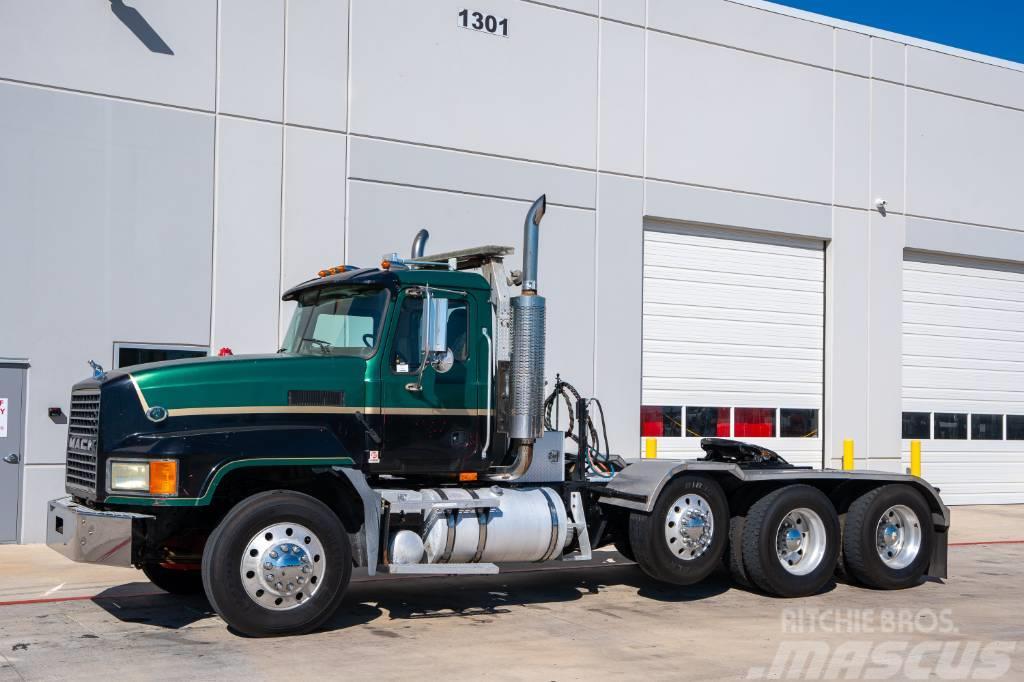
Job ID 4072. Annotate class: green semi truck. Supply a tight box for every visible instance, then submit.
[48,196,949,637]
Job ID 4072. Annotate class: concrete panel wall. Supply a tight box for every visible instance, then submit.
[646,33,833,203]
[280,127,348,338]
[6,0,1024,538]
[285,0,350,131]
[219,0,286,121]
[348,0,599,168]
[212,118,283,354]
[0,0,217,110]
[906,89,1024,230]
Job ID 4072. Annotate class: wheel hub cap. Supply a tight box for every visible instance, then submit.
[241,523,326,611]
[664,494,715,561]
[775,507,827,576]
[875,505,922,569]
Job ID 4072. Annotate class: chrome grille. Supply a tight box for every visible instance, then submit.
[66,389,100,493]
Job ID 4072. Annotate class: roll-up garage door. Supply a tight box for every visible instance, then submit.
[902,252,1024,505]
[641,224,825,468]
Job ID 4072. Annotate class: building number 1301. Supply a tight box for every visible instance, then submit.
[457,9,509,37]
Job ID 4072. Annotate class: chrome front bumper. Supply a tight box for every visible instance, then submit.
[46,497,153,567]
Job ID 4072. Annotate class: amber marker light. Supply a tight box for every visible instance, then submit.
[149,460,178,496]
[458,472,478,482]
[380,260,391,270]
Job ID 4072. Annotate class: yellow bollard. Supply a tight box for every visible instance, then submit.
[910,440,922,477]
[842,439,854,470]
[645,438,658,459]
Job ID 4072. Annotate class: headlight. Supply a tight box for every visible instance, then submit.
[109,460,178,495]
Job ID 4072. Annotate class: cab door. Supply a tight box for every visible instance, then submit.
[377,287,484,475]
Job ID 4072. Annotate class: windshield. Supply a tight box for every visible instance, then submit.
[281,286,390,357]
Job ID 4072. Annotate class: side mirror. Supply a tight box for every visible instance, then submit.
[422,296,449,355]
[407,289,453,391]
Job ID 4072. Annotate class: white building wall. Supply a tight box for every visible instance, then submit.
[2,0,1023,540]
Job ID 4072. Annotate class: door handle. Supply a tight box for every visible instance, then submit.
[3,454,19,464]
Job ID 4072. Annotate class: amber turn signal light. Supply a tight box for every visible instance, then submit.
[149,460,178,496]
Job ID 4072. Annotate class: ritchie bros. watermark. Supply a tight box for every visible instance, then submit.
[747,608,1017,680]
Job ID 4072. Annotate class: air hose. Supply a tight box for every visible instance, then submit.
[543,375,620,477]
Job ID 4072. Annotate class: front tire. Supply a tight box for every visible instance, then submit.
[742,485,840,597]
[629,475,728,585]
[842,484,933,590]
[202,490,352,637]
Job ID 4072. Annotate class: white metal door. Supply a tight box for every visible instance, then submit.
[641,224,825,467]
[0,365,26,543]
[902,252,1024,505]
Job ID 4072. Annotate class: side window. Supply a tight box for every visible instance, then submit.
[391,293,469,373]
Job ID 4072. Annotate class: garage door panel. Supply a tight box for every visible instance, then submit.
[644,354,822,385]
[645,250,825,282]
[904,323,1024,344]
[905,335,1024,363]
[903,251,1024,504]
[904,303,1024,333]
[644,339,822,361]
[644,303,822,328]
[644,265,824,295]
[645,310,823,343]
[644,224,824,466]
[905,289,1024,314]
[903,366,1024,393]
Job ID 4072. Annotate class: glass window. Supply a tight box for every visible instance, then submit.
[1007,415,1024,440]
[735,407,776,438]
[641,406,682,438]
[390,294,469,372]
[115,344,208,369]
[971,414,1003,440]
[685,407,730,437]
[281,286,389,358]
[934,413,967,440]
[902,412,930,439]
[780,409,819,438]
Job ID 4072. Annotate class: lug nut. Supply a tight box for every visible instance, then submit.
[264,561,272,570]
[297,577,305,584]
[276,582,283,590]
[265,573,274,581]
[270,550,278,559]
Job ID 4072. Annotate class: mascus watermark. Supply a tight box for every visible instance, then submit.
[747,609,1017,680]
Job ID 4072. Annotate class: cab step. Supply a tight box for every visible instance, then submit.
[379,563,499,575]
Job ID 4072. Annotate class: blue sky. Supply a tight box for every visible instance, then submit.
[765,0,1024,64]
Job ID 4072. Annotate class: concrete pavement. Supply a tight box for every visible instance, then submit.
[0,505,1021,680]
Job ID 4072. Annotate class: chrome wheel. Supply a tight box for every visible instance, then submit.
[240,522,326,611]
[775,507,827,576]
[663,493,715,560]
[875,504,922,570]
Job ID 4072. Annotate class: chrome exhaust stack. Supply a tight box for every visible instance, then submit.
[410,229,430,259]
[488,195,547,481]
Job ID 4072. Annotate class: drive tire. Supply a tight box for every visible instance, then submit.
[842,484,933,590]
[202,490,352,637]
[142,562,204,595]
[629,475,728,585]
[742,485,839,597]
[727,515,752,588]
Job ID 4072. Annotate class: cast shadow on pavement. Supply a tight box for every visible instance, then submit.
[90,562,756,635]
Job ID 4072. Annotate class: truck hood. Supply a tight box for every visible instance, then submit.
[125,353,371,414]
